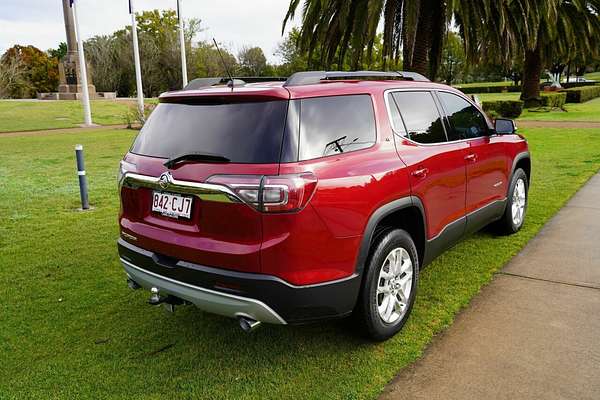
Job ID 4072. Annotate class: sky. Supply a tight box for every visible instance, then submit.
[0,0,301,63]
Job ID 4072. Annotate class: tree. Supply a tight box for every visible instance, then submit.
[274,27,398,75]
[439,32,465,85]
[520,0,600,102]
[549,1,600,83]
[1,45,59,98]
[274,28,307,74]
[84,9,202,96]
[48,42,67,60]
[283,0,449,78]
[189,41,238,78]
[84,35,123,93]
[238,46,268,76]
[134,9,202,93]
[458,0,600,102]
[0,56,30,98]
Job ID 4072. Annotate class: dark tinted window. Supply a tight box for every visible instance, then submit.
[387,95,405,135]
[391,92,447,144]
[131,100,287,163]
[438,92,488,140]
[298,95,376,160]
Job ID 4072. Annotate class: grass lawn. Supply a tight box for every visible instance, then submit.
[0,100,139,133]
[473,92,600,122]
[454,80,516,88]
[584,71,600,81]
[519,97,600,122]
[2,127,600,399]
[474,92,522,102]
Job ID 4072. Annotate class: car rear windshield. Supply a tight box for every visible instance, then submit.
[130,99,288,163]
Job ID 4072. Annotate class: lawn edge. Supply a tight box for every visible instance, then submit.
[373,166,600,399]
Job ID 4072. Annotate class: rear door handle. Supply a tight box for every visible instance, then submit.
[411,168,429,178]
[464,153,477,162]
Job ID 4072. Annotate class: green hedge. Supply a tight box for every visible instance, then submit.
[560,85,600,103]
[459,85,521,94]
[523,92,567,109]
[541,92,567,107]
[482,100,523,118]
[561,81,598,89]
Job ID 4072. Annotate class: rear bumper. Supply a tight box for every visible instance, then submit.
[122,258,286,324]
[118,239,361,324]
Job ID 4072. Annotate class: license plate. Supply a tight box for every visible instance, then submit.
[152,191,193,219]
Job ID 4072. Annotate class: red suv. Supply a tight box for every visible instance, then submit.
[118,71,530,340]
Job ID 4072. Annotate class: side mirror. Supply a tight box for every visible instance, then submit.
[494,118,517,135]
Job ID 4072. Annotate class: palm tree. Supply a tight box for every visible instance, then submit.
[548,2,599,82]
[282,0,450,78]
[281,0,535,80]
[283,0,600,93]
[454,0,552,102]
[459,0,600,103]
[520,0,600,102]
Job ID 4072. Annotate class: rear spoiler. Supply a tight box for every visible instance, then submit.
[184,77,287,90]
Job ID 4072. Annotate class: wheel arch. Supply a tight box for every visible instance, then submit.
[511,151,531,186]
[355,196,427,275]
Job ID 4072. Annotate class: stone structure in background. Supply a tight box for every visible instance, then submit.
[38,0,116,100]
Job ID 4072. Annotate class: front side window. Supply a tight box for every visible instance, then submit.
[298,95,376,161]
[390,91,447,144]
[438,92,488,140]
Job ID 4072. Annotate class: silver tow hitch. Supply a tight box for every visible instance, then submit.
[148,287,185,313]
[149,287,162,305]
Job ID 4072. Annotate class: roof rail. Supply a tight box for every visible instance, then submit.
[184,76,288,90]
[283,70,430,86]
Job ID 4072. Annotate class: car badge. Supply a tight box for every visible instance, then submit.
[158,172,173,189]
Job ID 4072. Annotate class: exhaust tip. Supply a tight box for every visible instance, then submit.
[238,316,261,332]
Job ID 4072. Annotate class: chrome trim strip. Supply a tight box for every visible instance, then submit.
[121,258,287,325]
[427,198,507,242]
[120,172,243,203]
[466,198,507,218]
[277,273,359,289]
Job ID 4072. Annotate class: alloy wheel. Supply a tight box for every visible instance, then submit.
[376,247,413,324]
[511,178,526,226]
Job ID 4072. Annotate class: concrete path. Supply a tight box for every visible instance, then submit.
[0,124,130,137]
[380,173,600,400]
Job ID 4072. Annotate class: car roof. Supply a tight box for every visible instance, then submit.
[159,78,461,102]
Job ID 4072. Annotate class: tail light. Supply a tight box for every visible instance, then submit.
[118,159,137,186]
[207,173,318,213]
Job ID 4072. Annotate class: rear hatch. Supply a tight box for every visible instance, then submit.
[119,89,290,273]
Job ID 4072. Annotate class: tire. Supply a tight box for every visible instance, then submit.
[356,229,419,341]
[496,168,528,234]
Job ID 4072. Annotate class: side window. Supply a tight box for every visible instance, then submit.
[386,94,406,135]
[438,92,488,141]
[391,91,447,144]
[299,95,376,161]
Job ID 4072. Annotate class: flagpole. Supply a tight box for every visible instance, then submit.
[130,0,144,119]
[177,0,188,87]
[71,0,93,126]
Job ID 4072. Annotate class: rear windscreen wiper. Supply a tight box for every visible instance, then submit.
[163,152,231,168]
[325,136,348,154]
